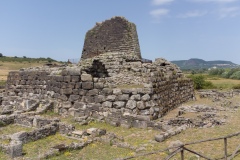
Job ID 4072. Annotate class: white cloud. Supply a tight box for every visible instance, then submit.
[219,6,240,18]
[178,10,208,18]
[150,8,170,19]
[189,0,237,3]
[152,0,174,6]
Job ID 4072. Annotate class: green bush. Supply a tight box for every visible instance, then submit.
[230,71,240,80]
[188,75,215,90]
[209,68,224,75]
[221,71,229,78]
[203,81,215,89]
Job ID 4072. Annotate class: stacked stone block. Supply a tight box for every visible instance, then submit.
[81,16,141,59]
[5,52,194,129]
[3,16,194,129]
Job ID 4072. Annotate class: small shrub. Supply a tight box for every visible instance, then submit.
[188,75,205,89]
[203,81,215,89]
[188,75,215,90]
[233,84,240,89]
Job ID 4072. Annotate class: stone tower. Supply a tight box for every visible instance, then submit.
[81,16,141,59]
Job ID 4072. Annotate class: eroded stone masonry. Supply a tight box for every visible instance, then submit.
[3,16,194,129]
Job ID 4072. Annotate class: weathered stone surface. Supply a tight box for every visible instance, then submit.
[71,76,80,82]
[11,131,27,142]
[106,95,116,102]
[86,89,99,96]
[94,83,104,89]
[64,76,71,82]
[126,100,137,110]
[101,88,113,95]
[130,94,141,101]
[69,95,79,102]
[82,82,93,90]
[73,102,87,109]
[137,101,146,110]
[81,16,141,59]
[62,102,72,109]
[60,88,72,95]
[81,74,92,82]
[113,101,125,109]
[8,140,23,158]
[86,128,98,135]
[132,120,147,129]
[94,95,105,103]
[113,88,122,95]
[141,94,150,101]
[82,96,95,103]
[102,101,112,108]
[155,134,164,142]
[117,94,129,101]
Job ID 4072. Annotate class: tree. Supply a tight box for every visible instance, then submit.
[0,53,3,57]
[230,71,240,80]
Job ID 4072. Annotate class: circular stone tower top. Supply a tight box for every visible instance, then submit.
[81,16,141,59]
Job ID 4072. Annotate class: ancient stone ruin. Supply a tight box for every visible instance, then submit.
[81,16,141,59]
[0,16,195,158]
[3,16,194,127]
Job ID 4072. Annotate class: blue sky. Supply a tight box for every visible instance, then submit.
[0,0,240,64]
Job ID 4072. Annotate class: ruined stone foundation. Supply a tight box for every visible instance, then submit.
[3,16,194,129]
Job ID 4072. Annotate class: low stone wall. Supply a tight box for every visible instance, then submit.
[4,53,194,128]
[0,114,67,158]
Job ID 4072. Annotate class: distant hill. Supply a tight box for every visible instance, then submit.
[171,58,238,70]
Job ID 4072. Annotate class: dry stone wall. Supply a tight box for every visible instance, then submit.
[81,16,141,59]
[5,52,194,129]
[3,16,194,129]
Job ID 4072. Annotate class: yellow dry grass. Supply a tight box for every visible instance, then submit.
[207,77,240,89]
[0,61,47,80]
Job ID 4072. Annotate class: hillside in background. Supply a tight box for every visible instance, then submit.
[171,58,238,70]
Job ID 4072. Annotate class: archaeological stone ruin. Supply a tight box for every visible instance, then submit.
[4,16,194,126]
[0,16,195,158]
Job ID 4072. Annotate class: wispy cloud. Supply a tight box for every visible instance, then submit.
[219,6,240,18]
[178,10,208,18]
[152,0,174,6]
[150,8,170,19]
[189,0,237,3]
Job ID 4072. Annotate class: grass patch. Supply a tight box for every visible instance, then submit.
[207,77,240,89]
[48,142,134,160]
[42,110,60,117]
[233,84,240,89]
[0,124,34,146]
[0,80,6,86]
[187,74,240,89]
[0,124,33,135]
[23,133,77,159]
[0,149,10,160]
